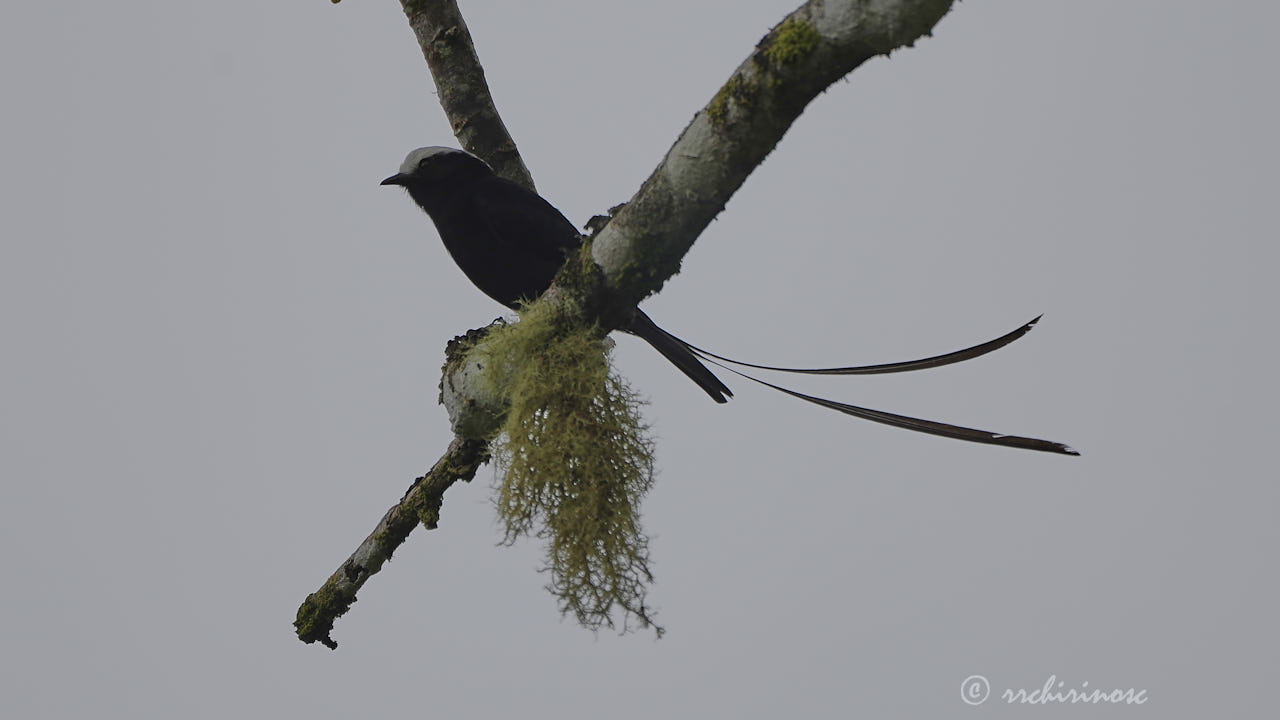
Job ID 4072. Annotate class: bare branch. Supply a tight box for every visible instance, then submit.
[397,0,535,189]
[294,436,489,649]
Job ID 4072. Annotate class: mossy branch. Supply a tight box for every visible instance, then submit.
[294,436,489,649]
[589,0,955,309]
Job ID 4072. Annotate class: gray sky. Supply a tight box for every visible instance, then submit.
[2,1,1276,717]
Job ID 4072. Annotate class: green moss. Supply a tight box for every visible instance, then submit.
[707,80,732,123]
[415,499,441,531]
[708,74,757,126]
[294,585,347,649]
[556,244,609,314]
[476,299,661,636]
[764,17,821,66]
[613,250,676,297]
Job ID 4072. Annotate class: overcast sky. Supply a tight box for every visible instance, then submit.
[2,1,1276,718]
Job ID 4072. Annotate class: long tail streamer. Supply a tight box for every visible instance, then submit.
[662,317,1078,456]
[677,316,1044,376]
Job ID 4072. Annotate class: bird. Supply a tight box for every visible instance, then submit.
[382,146,1076,455]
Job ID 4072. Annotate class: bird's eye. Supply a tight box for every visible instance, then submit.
[415,158,452,182]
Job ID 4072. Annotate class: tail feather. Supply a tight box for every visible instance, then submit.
[624,310,1077,455]
[679,316,1043,375]
[626,311,732,403]
[694,350,1078,455]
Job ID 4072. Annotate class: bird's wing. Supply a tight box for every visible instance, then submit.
[472,177,584,266]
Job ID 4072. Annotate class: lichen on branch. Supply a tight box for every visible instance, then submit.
[478,300,662,635]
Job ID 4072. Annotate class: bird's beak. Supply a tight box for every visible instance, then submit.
[380,173,410,187]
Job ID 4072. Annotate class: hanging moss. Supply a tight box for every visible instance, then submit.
[478,299,662,636]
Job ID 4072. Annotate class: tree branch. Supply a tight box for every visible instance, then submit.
[397,0,535,189]
[295,436,489,649]
[589,0,955,308]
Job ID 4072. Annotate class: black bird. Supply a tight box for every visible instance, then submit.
[383,146,1076,455]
